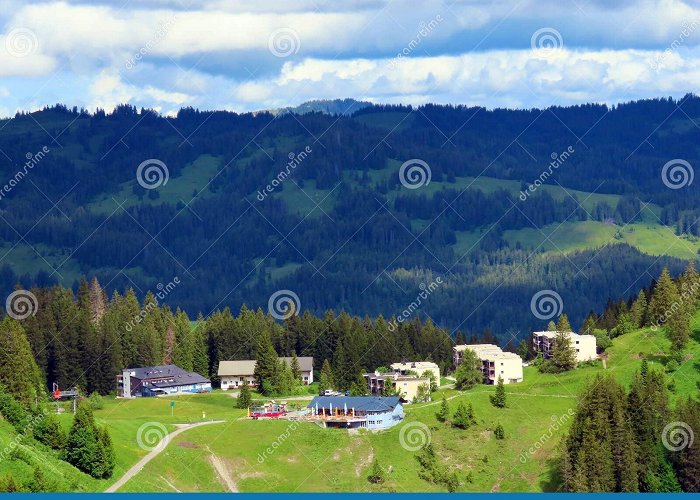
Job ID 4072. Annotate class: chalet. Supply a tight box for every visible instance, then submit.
[218,357,314,389]
[117,364,211,398]
[306,396,403,429]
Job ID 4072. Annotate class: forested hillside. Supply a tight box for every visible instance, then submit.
[2,96,700,337]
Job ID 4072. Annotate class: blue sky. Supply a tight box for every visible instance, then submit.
[1,0,699,116]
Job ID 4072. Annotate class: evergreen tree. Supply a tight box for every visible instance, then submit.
[556,313,572,332]
[436,395,450,422]
[319,359,334,392]
[494,423,505,440]
[452,401,476,429]
[290,352,301,381]
[65,401,115,478]
[547,331,577,372]
[490,377,506,408]
[629,290,648,327]
[648,268,679,327]
[0,317,44,403]
[367,458,385,484]
[254,333,279,394]
[237,383,252,409]
[349,372,369,396]
[547,320,557,331]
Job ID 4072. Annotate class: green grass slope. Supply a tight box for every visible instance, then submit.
[92,315,700,493]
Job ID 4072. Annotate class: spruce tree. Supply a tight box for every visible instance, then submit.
[237,383,252,409]
[436,395,449,422]
[254,332,279,394]
[65,401,114,478]
[0,317,44,403]
[648,268,679,327]
[290,352,301,381]
[629,290,648,327]
[550,331,576,372]
[452,401,476,429]
[556,313,572,332]
[319,359,334,392]
[490,377,506,408]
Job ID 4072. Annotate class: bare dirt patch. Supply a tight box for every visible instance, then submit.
[208,454,238,492]
[176,440,198,449]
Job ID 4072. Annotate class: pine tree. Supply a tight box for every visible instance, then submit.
[629,290,648,327]
[367,458,385,484]
[452,401,476,429]
[319,359,334,392]
[494,423,505,440]
[237,383,252,409]
[254,332,279,394]
[65,401,114,478]
[556,313,572,332]
[547,320,557,331]
[580,312,598,334]
[490,377,506,408]
[550,331,576,372]
[0,317,44,403]
[648,268,679,327]
[436,395,449,422]
[290,352,301,381]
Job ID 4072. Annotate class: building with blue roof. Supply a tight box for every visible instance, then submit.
[307,396,404,429]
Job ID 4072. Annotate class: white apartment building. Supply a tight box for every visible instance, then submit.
[390,361,441,384]
[532,331,597,363]
[452,344,524,384]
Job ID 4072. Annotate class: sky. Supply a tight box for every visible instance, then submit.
[1,0,700,117]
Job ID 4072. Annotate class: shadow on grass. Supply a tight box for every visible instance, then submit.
[539,455,563,492]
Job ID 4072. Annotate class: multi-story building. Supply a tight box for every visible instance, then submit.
[117,365,211,398]
[364,372,431,402]
[390,361,441,383]
[532,331,597,362]
[218,357,314,389]
[452,344,524,384]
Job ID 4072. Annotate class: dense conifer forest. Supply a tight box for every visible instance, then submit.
[1,96,700,338]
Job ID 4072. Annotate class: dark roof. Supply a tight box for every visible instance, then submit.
[150,372,210,388]
[124,365,210,386]
[308,396,401,412]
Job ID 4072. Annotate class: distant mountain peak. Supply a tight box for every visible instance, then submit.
[268,98,372,117]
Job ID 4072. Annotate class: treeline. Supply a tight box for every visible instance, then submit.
[562,365,699,492]
[7,278,453,395]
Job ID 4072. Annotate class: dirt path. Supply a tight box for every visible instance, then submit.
[105,420,225,493]
[208,452,238,492]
